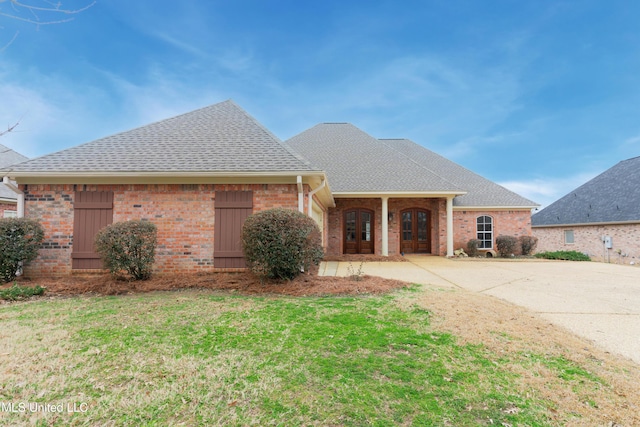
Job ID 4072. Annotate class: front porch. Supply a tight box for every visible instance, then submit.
[325,195,456,257]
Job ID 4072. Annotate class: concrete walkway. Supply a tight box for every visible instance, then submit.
[319,256,640,364]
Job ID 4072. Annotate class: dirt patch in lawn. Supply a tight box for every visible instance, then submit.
[396,288,640,426]
[11,271,409,297]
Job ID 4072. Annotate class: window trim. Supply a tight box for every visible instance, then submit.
[3,210,17,218]
[564,230,575,244]
[476,215,494,249]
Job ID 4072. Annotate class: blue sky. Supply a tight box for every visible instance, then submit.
[1,1,640,208]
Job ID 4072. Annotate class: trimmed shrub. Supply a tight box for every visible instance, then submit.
[519,235,538,256]
[466,239,480,257]
[95,220,157,280]
[241,208,324,281]
[0,284,46,301]
[495,235,518,258]
[0,218,45,283]
[535,251,591,261]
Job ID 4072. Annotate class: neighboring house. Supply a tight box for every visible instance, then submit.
[532,156,640,263]
[0,100,537,277]
[0,143,29,218]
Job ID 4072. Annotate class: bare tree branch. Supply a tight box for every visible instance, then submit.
[0,0,95,27]
[0,120,20,137]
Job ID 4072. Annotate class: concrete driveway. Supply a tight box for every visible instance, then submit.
[320,256,640,364]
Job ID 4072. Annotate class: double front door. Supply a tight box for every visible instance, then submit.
[400,208,431,254]
[344,209,374,254]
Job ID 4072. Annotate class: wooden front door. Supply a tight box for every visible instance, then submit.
[400,209,431,254]
[344,209,374,254]
[214,191,253,268]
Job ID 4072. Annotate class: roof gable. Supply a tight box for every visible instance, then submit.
[5,100,319,175]
[532,156,640,226]
[0,144,28,169]
[286,123,537,207]
[285,123,464,194]
[381,138,537,207]
[0,144,28,202]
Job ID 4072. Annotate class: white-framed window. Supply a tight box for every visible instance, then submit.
[564,230,574,244]
[3,210,17,218]
[477,215,493,249]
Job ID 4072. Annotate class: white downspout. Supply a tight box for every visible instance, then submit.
[307,179,326,217]
[3,177,24,218]
[297,176,304,213]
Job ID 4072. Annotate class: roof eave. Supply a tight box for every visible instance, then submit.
[333,190,467,198]
[532,219,640,228]
[454,205,539,211]
[9,170,329,185]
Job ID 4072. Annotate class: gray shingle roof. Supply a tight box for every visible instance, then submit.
[4,100,319,175]
[532,156,640,226]
[286,123,537,207]
[0,144,28,201]
[285,123,464,193]
[381,138,538,207]
[0,144,28,169]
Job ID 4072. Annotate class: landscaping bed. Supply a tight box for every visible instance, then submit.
[8,270,409,298]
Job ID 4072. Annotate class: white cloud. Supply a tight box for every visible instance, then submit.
[499,171,600,210]
[623,134,640,146]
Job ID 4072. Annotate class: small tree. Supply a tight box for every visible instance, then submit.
[519,235,538,256]
[495,235,518,258]
[0,217,44,282]
[95,220,157,280]
[242,208,323,281]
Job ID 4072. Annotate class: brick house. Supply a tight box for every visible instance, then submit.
[0,144,28,218]
[0,100,537,277]
[532,156,640,264]
[287,124,537,257]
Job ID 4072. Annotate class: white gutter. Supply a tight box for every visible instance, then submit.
[3,177,24,218]
[297,176,304,213]
[307,179,326,217]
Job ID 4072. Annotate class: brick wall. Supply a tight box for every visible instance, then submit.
[533,223,640,264]
[0,202,17,218]
[22,185,75,276]
[21,183,305,277]
[453,209,533,252]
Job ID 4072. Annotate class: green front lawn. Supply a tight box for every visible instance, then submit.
[0,289,622,426]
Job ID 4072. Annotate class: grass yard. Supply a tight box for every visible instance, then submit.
[1,286,638,426]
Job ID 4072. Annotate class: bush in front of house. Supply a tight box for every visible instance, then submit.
[0,218,45,283]
[95,220,157,280]
[535,251,591,261]
[519,235,538,256]
[495,235,518,258]
[0,283,46,301]
[241,208,324,281]
[466,239,481,257]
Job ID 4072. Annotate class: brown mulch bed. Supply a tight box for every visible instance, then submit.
[10,271,409,297]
